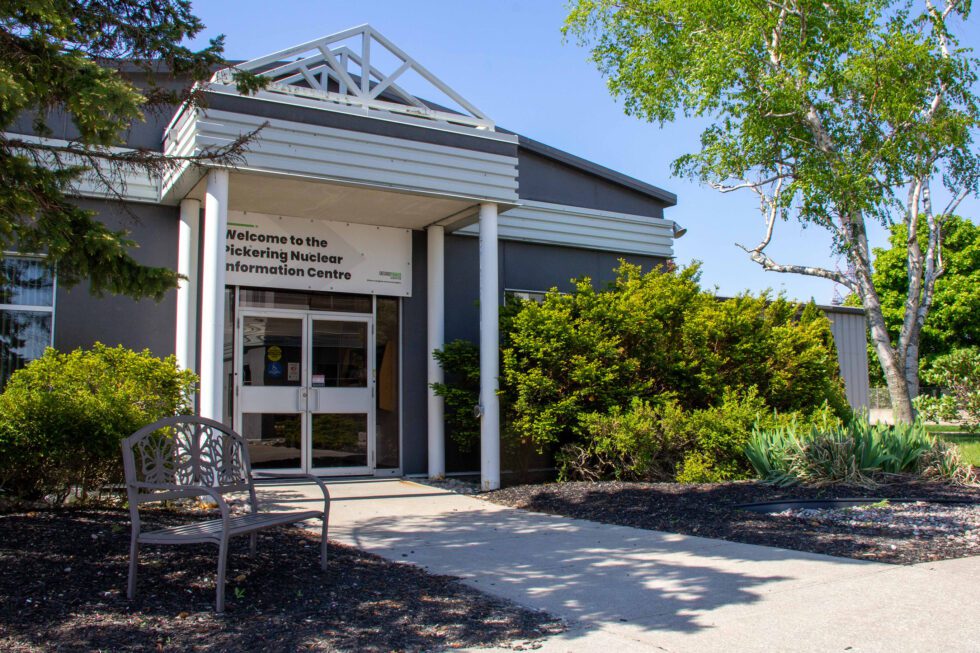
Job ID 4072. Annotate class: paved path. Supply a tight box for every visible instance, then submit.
[257,478,980,652]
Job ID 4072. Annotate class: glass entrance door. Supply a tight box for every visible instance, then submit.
[308,318,372,472]
[237,310,374,475]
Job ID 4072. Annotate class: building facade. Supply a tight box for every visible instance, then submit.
[1,25,867,487]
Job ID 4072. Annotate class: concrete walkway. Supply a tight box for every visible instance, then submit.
[257,479,980,652]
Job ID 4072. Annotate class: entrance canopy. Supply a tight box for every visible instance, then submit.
[161,24,519,222]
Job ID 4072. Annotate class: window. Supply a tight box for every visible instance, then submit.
[0,256,55,386]
[506,289,548,303]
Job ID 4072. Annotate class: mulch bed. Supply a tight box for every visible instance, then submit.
[483,480,980,564]
[0,508,563,652]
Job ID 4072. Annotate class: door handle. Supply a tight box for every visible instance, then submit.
[309,389,319,412]
[296,387,307,411]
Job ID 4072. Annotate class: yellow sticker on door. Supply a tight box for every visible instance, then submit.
[267,345,282,362]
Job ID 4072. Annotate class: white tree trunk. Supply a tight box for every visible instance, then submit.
[847,224,918,423]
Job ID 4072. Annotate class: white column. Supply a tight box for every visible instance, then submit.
[427,225,446,479]
[478,202,500,491]
[199,169,229,422]
[176,199,201,375]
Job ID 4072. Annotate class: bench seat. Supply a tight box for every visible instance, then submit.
[140,510,323,545]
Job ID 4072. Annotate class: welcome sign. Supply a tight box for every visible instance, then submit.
[225,210,412,297]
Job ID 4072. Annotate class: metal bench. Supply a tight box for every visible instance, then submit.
[121,415,329,612]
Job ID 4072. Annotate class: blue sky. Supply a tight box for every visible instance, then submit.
[188,1,979,304]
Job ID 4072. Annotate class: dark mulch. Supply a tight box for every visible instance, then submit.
[0,508,563,652]
[483,480,980,564]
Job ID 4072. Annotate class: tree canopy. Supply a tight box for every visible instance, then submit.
[849,215,980,379]
[0,1,262,299]
[565,0,980,421]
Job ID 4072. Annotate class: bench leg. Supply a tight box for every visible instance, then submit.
[249,532,257,556]
[216,537,229,613]
[127,533,139,600]
[320,516,328,571]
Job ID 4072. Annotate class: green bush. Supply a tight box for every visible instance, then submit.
[915,347,980,431]
[0,344,197,502]
[562,398,690,481]
[432,262,850,482]
[431,340,481,452]
[500,262,850,480]
[559,389,844,483]
[431,336,542,479]
[745,418,976,487]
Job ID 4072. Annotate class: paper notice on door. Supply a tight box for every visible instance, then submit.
[287,362,300,382]
[311,373,326,387]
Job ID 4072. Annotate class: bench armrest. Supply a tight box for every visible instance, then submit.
[129,482,232,523]
[251,472,331,515]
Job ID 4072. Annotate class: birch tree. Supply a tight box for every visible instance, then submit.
[566,0,980,422]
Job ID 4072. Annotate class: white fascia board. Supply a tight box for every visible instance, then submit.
[456,200,675,258]
[5,132,161,204]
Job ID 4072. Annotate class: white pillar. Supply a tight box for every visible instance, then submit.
[199,169,229,422]
[478,202,500,491]
[427,225,446,479]
[176,199,200,375]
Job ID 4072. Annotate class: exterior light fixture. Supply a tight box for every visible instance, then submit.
[672,222,688,238]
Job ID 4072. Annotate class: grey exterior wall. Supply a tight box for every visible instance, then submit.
[10,73,189,151]
[517,148,669,218]
[401,231,430,476]
[399,232,668,476]
[54,199,178,357]
[11,67,680,476]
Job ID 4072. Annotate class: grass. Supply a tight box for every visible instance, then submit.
[936,433,980,468]
[925,425,980,467]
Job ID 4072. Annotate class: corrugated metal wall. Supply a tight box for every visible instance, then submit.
[826,309,871,411]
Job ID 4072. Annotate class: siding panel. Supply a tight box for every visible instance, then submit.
[163,109,520,204]
[827,310,871,411]
[457,200,674,257]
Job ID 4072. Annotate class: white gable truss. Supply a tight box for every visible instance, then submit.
[212,24,494,131]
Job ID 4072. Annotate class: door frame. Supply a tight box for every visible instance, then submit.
[234,306,376,476]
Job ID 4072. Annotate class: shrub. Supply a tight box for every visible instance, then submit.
[915,347,980,431]
[0,344,197,502]
[500,262,849,480]
[430,340,482,451]
[434,262,850,482]
[560,389,844,483]
[562,398,690,481]
[503,263,850,449]
[745,418,976,487]
[674,389,771,483]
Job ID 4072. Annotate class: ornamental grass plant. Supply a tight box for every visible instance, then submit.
[745,418,977,487]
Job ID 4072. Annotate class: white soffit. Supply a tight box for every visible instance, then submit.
[184,170,475,230]
[213,24,494,131]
